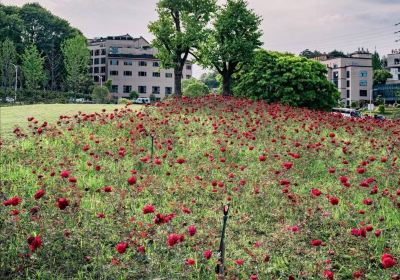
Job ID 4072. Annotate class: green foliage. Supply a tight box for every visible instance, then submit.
[21,44,46,91]
[233,50,340,110]
[327,50,346,58]
[118,98,131,104]
[62,35,91,93]
[148,0,216,95]
[197,0,262,96]
[129,90,139,100]
[91,86,111,104]
[372,51,382,70]
[299,49,322,59]
[182,78,209,97]
[200,71,220,89]
[104,79,112,91]
[373,69,392,86]
[0,39,18,90]
[378,104,385,114]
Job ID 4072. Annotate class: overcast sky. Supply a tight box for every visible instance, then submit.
[3,0,400,77]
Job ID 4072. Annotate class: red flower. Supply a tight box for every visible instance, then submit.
[27,235,42,252]
[34,189,45,200]
[352,271,362,278]
[250,275,258,280]
[188,225,197,236]
[235,259,244,265]
[356,167,365,174]
[329,196,339,205]
[381,253,396,269]
[142,204,155,214]
[3,196,22,206]
[116,242,128,254]
[185,258,195,265]
[375,229,381,237]
[137,245,145,254]
[167,233,184,247]
[154,158,162,165]
[127,176,137,185]
[96,213,105,218]
[328,167,336,174]
[311,188,322,197]
[176,158,185,164]
[282,161,294,170]
[311,239,322,246]
[60,170,70,178]
[363,198,373,205]
[203,250,212,260]
[323,270,334,280]
[104,186,112,192]
[259,155,266,162]
[56,198,69,210]
[68,177,77,183]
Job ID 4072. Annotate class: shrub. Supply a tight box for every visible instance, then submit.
[182,78,210,97]
[118,98,132,105]
[378,104,385,114]
[92,86,111,104]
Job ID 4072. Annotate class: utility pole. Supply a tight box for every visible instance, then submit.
[96,75,103,87]
[11,63,18,103]
[395,22,400,43]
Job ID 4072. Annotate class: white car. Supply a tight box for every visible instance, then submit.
[5,97,15,103]
[134,98,151,104]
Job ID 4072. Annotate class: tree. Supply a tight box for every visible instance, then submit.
[92,85,111,103]
[327,50,346,58]
[148,0,216,96]
[130,90,139,99]
[373,69,392,86]
[62,35,90,94]
[0,39,18,94]
[182,78,209,97]
[233,50,340,110]
[200,71,220,89]
[104,79,112,91]
[372,51,382,70]
[299,49,322,59]
[21,44,45,91]
[196,0,262,96]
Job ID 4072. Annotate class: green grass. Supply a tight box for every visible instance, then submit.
[0,104,136,139]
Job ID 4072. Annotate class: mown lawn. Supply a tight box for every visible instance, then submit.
[0,104,134,138]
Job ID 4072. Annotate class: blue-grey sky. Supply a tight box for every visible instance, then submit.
[3,0,400,77]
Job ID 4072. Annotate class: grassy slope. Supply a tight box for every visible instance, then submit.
[0,104,134,139]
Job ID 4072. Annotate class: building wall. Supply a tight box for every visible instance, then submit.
[387,52,400,81]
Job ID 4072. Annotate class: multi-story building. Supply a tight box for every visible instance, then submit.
[314,49,373,107]
[88,34,192,100]
[387,49,400,81]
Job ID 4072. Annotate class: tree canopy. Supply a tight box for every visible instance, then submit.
[21,44,46,91]
[233,50,340,110]
[182,78,209,97]
[373,69,392,86]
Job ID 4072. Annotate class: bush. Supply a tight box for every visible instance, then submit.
[378,104,385,114]
[92,86,111,104]
[0,89,88,104]
[129,91,139,100]
[118,98,132,105]
[182,78,210,97]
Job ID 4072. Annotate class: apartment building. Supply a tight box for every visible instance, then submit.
[387,49,400,81]
[315,49,373,106]
[88,34,192,100]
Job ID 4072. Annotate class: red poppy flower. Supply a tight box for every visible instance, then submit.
[203,250,212,260]
[235,259,244,265]
[27,235,42,252]
[34,189,45,200]
[353,271,362,278]
[3,196,22,206]
[116,242,128,254]
[60,170,70,178]
[56,198,69,210]
[142,204,155,214]
[282,162,294,170]
[259,155,266,162]
[311,239,322,246]
[329,196,339,205]
[311,188,322,197]
[167,233,184,247]
[188,225,197,236]
[185,258,195,265]
[324,270,334,280]
[127,176,137,185]
[104,186,112,192]
[176,158,185,164]
[381,253,396,268]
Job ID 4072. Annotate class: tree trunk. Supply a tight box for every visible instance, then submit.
[222,73,232,96]
[174,66,182,96]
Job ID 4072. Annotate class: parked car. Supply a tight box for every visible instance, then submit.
[134,97,151,104]
[5,97,15,103]
[373,114,385,120]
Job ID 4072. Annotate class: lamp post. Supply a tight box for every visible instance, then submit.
[11,63,18,103]
[96,75,103,87]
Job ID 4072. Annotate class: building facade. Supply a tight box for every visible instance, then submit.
[315,49,373,107]
[88,34,192,100]
[387,49,400,81]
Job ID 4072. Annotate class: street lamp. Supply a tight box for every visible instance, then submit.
[11,63,18,103]
[96,75,103,87]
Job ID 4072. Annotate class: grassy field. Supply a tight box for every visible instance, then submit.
[0,104,134,139]
[0,97,399,279]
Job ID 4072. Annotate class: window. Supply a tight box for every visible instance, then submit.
[110,47,119,54]
[124,71,132,76]
[153,61,160,67]
[111,85,118,93]
[124,61,133,66]
[101,49,106,55]
[94,76,99,82]
[95,49,100,56]
[90,50,93,56]
[346,90,350,98]
[123,85,132,93]
[186,65,192,70]
[110,70,119,76]
[94,58,99,64]
[101,58,106,64]
[152,86,160,94]
[360,71,368,77]
[346,80,350,87]
[89,67,93,74]
[138,86,147,94]
[346,71,350,78]
[152,72,160,77]
[110,59,119,66]
[139,61,147,66]
[94,67,99,74]
[186,75,191,79]
[359,80,367,87]
[165,73,173,78]
[100,66,106,73]
[165,87,173,95]
[138,71,147,77]
[333,71,338,79]
[360,90,367,97]
[394,58,400,65]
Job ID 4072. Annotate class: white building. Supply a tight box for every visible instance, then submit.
[387,49,400,81]
[88,34,192,100]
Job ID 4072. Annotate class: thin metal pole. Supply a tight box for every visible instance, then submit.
[11,63,18,102]
[216,204,229,279]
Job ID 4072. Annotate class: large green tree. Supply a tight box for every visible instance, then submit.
[233,50,340,110]
[148,0,216,96]
[299,49,322,59]
[21,44,46,91]
[372,51,382,70]
[61,35,90,94]
[373,69,392,86]
[200,71,220,89]
[196,0,262,96]
[0,39,18,94]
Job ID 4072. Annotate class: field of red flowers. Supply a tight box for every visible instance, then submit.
[1,96,399,279]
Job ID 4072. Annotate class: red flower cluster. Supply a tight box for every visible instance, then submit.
[167,233,184,247]
[34,189,45,200]
[27,235,42,252]
[381,253,396,269]
[116,242,128,254]
[143,204,155,214]
[3,196,22,206]
[56,198,69,210]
